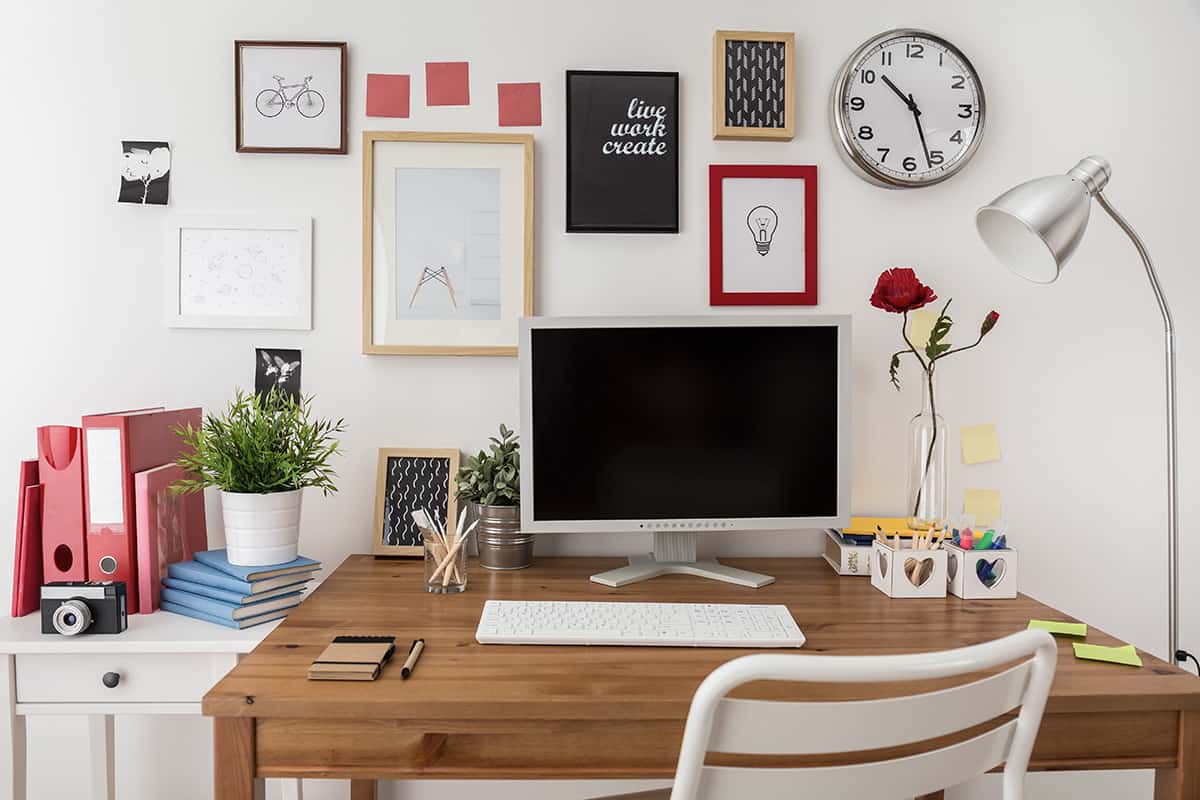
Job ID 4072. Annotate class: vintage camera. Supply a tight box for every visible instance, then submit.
[41,581,128,636]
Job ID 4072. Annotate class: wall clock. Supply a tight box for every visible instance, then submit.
[830,29,985,188]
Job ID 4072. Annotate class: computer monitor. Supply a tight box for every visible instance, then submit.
[519,315,851,587]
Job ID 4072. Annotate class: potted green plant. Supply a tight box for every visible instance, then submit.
[172,389,345,566]
[455,424,532,570]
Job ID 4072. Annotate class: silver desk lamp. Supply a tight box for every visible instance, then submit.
[976,156,1187,665]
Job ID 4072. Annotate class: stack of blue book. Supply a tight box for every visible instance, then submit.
[160,549,320,629]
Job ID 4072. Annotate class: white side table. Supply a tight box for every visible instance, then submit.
[0,610,302,800]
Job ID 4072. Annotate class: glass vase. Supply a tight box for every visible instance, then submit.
[906,376,947,530]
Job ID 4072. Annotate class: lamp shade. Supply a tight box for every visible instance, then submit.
[975,156,1112,284]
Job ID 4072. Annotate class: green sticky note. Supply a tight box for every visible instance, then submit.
[1073,643,1143,668]
[1029,619,1088,637]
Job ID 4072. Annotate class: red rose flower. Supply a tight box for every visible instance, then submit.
[869,268,938,314]
[981,310,1000,336]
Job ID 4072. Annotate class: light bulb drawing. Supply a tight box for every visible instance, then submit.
[746,205,779,256]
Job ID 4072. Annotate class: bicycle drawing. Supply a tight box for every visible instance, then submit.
[255,75,325,118]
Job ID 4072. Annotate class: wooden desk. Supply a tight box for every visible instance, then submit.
[203,555,1200,800]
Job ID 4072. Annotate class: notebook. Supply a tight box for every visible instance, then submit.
[307,635,397,681]
[159,587,303,621]
[193,549,321,582]
[168,559,316,595]
[161,600,290,630]
[162,575,309,606]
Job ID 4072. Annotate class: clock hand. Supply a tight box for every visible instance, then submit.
[880,74,917,112]
[909,92,933,169]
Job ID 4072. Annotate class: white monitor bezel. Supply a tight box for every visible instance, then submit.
[519,314,852,534]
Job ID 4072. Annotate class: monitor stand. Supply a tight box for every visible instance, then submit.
[589,531,775,589]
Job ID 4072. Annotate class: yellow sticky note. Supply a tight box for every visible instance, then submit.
[1029,620,1087,637]
[964,489,1001,526]
[961,424,1001,465]
[908,309,939,348]
[1073,643,1143,668]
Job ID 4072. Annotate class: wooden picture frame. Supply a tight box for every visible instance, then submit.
[373,448,461,557]
[235,40,348,154]
[361,131,534,356]
[713,31,795,141]
[565,70,680,233]
[164,213,313,329]
[709,164,817,306]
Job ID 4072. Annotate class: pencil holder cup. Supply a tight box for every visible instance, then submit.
[870,540,947,599]
[424,528,468,594]
[945,543,1018,599]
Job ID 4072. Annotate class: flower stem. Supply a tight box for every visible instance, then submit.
[912,366,939,518]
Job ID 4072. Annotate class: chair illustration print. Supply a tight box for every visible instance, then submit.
[408,266,458,309]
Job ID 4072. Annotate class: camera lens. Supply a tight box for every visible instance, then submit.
[52,599,93,636]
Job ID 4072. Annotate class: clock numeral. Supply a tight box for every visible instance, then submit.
[902,156,918,172]
[849,96,865,111]
[876,147,890,163]
[930,150,945,165]
[950,130,964,144]
[880,51,893,66]
[861,69,876,84]
[939,52,944,66]
[951,74,966,89]
[957,104,973,119]
[857,125,874,140]
[906,43,924,59]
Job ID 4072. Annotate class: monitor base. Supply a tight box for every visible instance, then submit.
[590,554,776,589]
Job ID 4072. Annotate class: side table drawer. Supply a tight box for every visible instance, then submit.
[15,652,237,703]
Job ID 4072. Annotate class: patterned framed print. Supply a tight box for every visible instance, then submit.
[712,31,795,141]
[373,448,460,556]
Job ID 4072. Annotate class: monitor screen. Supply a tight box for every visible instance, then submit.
[525,321,845,526]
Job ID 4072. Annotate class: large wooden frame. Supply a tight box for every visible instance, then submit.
[372,448,460,557]
[362,131,534,356]
[713,30,796,141]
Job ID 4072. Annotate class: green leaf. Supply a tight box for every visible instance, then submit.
[455,423,520,505]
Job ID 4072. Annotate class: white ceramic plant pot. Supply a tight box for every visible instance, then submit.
[220,489,302,566]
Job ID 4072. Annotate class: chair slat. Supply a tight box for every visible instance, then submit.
[694,720,1016,800]
[707,660,1031,754]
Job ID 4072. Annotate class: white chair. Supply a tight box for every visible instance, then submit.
[591,629,1057,800]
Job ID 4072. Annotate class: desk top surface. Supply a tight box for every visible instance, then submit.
[203,554,1199,719]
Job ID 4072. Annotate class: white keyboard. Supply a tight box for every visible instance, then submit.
[476,600,805,648]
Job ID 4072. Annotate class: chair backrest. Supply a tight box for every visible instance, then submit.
[668,629,1057,800]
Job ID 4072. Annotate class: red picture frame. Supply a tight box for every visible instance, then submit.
[709,164,818,306]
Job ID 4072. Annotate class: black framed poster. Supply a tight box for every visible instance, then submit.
[566,70,679,233]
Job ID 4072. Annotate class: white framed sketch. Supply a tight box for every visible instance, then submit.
[235,40,347,154]
[363,132,534,356]
[165,214,313,330]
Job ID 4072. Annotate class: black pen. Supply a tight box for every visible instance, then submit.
[400,639,425,679]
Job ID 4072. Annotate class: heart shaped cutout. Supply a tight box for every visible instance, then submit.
[877,550,889,579]
[904,557,934,588]
[947,553,959,582]
[976,558,1007,589]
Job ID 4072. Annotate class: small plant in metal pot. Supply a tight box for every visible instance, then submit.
[455,424,532,570]
[172,388,345,567]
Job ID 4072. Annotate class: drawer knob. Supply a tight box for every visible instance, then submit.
[101,672,121,689]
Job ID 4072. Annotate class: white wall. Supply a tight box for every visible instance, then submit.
[3,1,1198,797]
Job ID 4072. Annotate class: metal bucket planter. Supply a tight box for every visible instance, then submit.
[473,503,533,570]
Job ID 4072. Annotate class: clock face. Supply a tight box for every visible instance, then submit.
[831,30,985,188]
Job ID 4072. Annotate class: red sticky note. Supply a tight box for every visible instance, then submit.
[366,73,411,118]
[426,62,470,106]
[498,82,542,127]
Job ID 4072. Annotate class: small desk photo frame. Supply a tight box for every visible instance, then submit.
[165,213,313,330]
[713,30,795,141]
[373,448,460,557]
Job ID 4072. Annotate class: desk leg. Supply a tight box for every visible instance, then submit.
[215,718,256,800]
[1,655,26,800]
[1156,710,1200,800]
[349,780,375,800]
[86,715,115,800]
